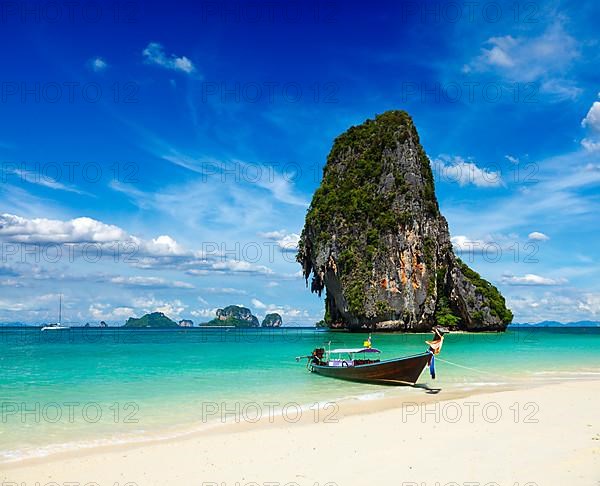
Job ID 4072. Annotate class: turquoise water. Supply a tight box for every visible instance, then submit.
[1,327,599,462]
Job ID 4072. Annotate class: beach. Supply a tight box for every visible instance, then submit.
[2,379,599,486]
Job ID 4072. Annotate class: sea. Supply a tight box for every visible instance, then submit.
[1,326,599,463]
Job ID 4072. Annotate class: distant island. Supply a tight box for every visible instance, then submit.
[202,305,283,328]
[124,312,178,328]
[510,321,600,328]
[120,306,284,329]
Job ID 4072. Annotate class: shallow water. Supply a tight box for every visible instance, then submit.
[1,327,599,462]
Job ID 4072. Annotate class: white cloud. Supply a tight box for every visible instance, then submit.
[465,21,581,100]
[433,155,503,187]
[142,42,195,74]
[0,213,128,244]
[110,276,194,289]
[502,274,566,286]
[191,308,219,318]
[89,303,135,321]
[258,230,287,240]
[508,291,600,322]
[581,101,600,132]
[451,235,487,252]
[581,139,600,152]
[577,293,600,316]
[251,298,266,309]
[202,287,247,295]
[528,232,549,241]
[129,297,187,319]
[88,57,108,72]
[210,260,273,274]
[5,168,90,195]
[581,97,600,151]
[259,230,300,251]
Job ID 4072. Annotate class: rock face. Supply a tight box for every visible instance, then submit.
[297,111,512,332]
[178,319,194,327]
[261,313,283,327]
[205,305,260,327]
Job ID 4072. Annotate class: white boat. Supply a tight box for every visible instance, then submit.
[41,322,70,331]
[41,295,70,331]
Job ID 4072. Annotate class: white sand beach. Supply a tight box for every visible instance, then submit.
[2,380,599,486]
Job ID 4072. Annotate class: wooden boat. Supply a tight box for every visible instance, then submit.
[297,331,444,385]
[309,349,432,385]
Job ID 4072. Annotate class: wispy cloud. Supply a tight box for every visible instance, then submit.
[142,42,195,74]
[432,155,503,188]
[502,274,567,286]
[463,20,581,100]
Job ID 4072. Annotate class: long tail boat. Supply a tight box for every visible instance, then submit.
[296,329,445,386]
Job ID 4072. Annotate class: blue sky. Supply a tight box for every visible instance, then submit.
[0,0,599,325]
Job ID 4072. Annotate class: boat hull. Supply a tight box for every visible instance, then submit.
[311,352,431,385]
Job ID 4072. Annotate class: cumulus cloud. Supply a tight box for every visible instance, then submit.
[210,260,273,274]
[191,308,219,318]
[508,291,600,322]
[88,57,108,72]
[502,274,566,286]
[451,235,488,252]
[0,213,128,244]
[432,156,503,187]
[528,232,549,241]
[142,42,195,74]
[581,96,600,151]
[88,297,188,322]
[464,21,581,100]
[258,229,300,252]
[581,100,600,132]
[89,303,135,321]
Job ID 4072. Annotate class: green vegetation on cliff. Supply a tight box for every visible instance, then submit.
[299,111,439,317]
[456,258,513,326]
[298,109,512,331]
[124,312,178,328]
[304,111,438,243]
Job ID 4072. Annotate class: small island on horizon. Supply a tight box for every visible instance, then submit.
[122,306,284,329]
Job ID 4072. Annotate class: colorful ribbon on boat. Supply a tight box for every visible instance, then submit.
[429,353,436,379]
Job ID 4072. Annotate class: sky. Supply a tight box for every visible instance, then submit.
[0,0,599,325]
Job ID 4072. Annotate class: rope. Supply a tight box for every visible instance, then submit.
[434,356,503,378]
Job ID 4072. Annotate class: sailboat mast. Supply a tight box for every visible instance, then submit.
[59,294,62,324]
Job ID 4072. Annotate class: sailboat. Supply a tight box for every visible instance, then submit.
[41,295,70,331]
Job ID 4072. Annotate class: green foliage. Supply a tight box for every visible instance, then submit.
[375,300,393,316]
[456,258,513,325]
[433,266,461,328]
[124,312,178,328]
[435,296,461,328]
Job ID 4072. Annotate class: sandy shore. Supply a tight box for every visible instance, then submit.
[2,380,599,486]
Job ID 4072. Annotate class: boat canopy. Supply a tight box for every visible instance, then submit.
[329,347,381,354]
